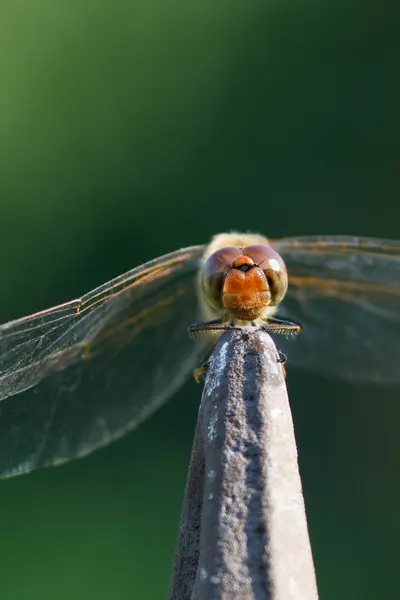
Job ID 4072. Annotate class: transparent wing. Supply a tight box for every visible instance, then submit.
[271,236,400,385]
[0,245,205,478]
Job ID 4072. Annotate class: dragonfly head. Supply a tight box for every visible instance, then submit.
[201,243,288,322]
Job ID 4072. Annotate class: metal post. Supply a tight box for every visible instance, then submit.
[169,328,318,600]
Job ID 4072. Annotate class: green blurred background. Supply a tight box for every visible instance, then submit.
[0,2,399,599]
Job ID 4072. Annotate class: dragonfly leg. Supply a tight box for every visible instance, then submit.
[188,318,234,339]
[192,334,225,383]
[277,350,287,364]
[261,315,301,336]
[189,319,235,382]
[277,349,288,378]
[193,358,212,383]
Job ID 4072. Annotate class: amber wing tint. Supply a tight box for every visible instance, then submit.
[0,245,204,477]
[271,236,400,385]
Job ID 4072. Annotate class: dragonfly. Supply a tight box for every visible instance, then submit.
[0,232,399,479]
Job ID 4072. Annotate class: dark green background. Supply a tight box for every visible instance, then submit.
[1,2,399,599]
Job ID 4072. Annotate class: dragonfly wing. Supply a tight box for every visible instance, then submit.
[271,236,400,385]
[0,245,205,477]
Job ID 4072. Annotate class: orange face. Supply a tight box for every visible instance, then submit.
[201,244,288,322]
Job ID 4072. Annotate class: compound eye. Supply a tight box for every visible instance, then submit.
[243,244,288,306]
[202,246,242,310]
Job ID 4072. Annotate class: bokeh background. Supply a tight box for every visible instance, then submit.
[1,2,399,599]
